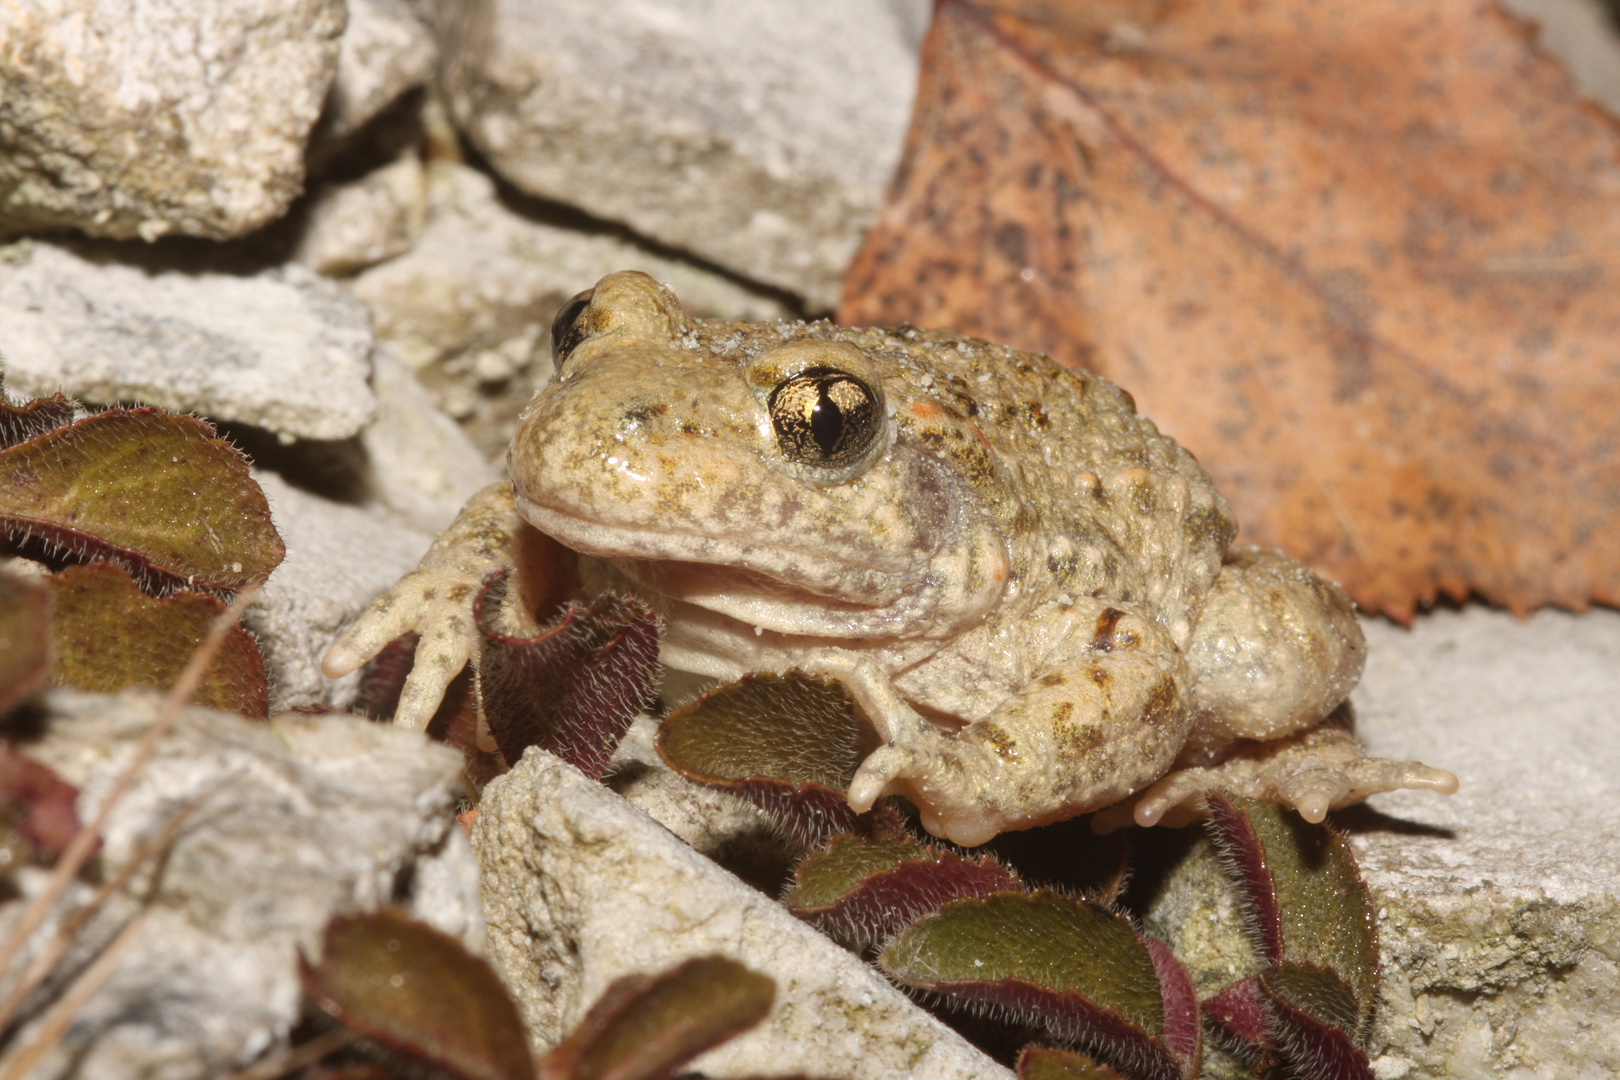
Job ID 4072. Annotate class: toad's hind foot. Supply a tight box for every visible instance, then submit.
[1093,725,1458,833]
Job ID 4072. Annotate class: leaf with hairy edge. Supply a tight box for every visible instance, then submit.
[658,671,891,850]
[537,955,775,1080]
[0,408,283,594]
[1257,966,1373,1080]
[476,572,660,780]
[300,909,533,1080]
[0,385,73,451]
[0,567,49,714]
[1200,978,1270,1054]
[1205,794,1378,1037]
[0,741,82,863]
[787,833,1021,949]
[1141,937,1200,1078]
[881,891,1197,1080]
[1017,1047,1126,1080]
[45,562,268,717]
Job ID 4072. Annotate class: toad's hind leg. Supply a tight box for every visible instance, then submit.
[1116,546,1456,830]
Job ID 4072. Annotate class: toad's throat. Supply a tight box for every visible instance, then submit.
[516,495,1010,640]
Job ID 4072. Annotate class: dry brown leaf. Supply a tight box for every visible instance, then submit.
[841,0,1620,619]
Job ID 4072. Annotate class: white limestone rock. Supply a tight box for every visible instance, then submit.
[316,0,439,149]
[291,153,427,277]
[472,747,1012,1079]
[0,690,475,1080]
[1149,606,1620,1079]
[423,0,929,308]
[248,471,437,713]
[0,0,345,241]
[359,349,498,534]
[0,239,376,441]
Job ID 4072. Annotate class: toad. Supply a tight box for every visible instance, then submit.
[323,271,1456,846]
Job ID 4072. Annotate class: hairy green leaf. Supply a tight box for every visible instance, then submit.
[788,833,937,909]
[881,891,1195,1079]
[0,408,283,594]
[299,909,533,1080]
[1206,794,1379,1037]
[787,832,1020,949]
[45,562,267,716]
[883,892,1163,1038]
[0,567,50,714]
[1017,1047,1127,1080]
[538,955,774,1080]
[658,671,886,849]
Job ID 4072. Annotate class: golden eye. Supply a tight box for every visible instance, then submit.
[768,367,882,468]
[549,288,595,369]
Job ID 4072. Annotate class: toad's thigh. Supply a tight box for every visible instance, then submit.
[1185,546,1365,744]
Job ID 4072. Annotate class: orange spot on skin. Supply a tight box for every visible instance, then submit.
[909,400,944,419]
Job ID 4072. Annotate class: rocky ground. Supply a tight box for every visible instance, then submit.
[0,0,1615,1077]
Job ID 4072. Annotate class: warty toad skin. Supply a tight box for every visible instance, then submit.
[324,271,1456,845]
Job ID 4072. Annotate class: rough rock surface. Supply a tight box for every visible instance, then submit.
[249,471,437,713]
[0,690,475,1080]
[0,239,376,440]
[472,747,1012,1079]
[424,0,927,308]
[0,0,345,241]
[359,349,499,534]
[1149,606,1620,1079]
[347,160,789,454]
[314,0,438,150]
[291,153,427,277]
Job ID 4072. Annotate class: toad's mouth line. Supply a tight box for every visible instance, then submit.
[515,495,930,608]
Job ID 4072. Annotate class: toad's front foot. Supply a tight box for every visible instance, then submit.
[791,649,1008,847]
[849,735,1008,848]
[321,564,486,730]
[1093,725,1459,833]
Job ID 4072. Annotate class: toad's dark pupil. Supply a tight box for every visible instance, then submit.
[550,288,595,367]
[769,367,880,468]
[810,386,844,456]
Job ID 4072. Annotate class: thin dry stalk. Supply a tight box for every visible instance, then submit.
[0,787,212,1033]
[0,913,144,1080]
[0,586,258,982]
[219,1026,358,1080]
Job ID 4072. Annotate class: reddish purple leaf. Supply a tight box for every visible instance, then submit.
[1205,793,1379,1037]
[1263,963,1369,1079]
[1200,978,1270,1050]
[1204,793,1282,968]
[0,741,82,862]
[476,572,659,780]
[1258,970,1374,1080]
[658,671,889,851]
[1142,938,1200,1080]
[352,635,419,722]
[787,833,1021,949]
